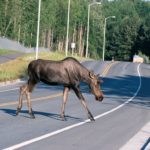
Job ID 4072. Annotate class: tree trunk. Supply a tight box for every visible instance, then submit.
[46,29,51,49]
[29,32,32,48]
[78,24,83,56]
[58,41,62,52]
[4,19,12,37]
[50,30,53,51]
[4,0,8,17]
[72,27,76,55]
[41,30,46,47]
[18,24,21,42]
[4,0,9,35]
[13,18,17,38]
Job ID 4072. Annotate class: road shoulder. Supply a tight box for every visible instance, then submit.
[120,121,150,150]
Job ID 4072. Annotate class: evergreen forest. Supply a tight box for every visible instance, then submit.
[0,0,150,61]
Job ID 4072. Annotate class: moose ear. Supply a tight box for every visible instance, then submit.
[89,71,95,79]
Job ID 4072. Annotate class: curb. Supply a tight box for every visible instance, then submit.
[0,78,26,87]
[120,121,150,150]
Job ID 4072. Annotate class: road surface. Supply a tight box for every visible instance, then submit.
[0,53,24,64]
[0,61,150,150]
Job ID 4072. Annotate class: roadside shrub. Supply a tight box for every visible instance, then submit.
[138,51,150,63]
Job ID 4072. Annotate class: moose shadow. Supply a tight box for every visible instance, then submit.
[0,108,83,121]
[102,74,150,109]
[1,69,150,119]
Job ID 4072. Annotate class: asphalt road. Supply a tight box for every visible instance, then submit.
[0,61,150,150]
[0,53,24,64]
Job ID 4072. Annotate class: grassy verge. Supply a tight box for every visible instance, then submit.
[0,51,91,82]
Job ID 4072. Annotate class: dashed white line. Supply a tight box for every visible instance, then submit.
[3,63,142,150]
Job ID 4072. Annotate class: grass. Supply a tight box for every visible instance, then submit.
[0,58,28,82]
[0,51,91,82]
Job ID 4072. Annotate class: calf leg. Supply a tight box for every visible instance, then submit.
[73,86,95,121]
[25,90,35,119]
[60,86,70,120]
[16,84,28,115]
[16,79,36,118]
[25,80,36,118]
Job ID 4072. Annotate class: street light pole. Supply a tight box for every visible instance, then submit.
[102,16,116,61]
[102,18,107,61]
[86,2,101,58]
[85,4,90,58]
[65,0,71,57]
[36,0,41,60]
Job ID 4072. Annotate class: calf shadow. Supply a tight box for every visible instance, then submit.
[0,108,82,121]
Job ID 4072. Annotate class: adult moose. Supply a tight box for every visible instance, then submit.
[16,57,104,121]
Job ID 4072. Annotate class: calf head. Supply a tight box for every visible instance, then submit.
[89,71,104,102]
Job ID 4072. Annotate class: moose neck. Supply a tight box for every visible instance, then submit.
[80,68,91,84]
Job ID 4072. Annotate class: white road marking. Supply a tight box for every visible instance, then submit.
[120,121,150,150]
[0,80,25,88]
[3,63,142,150]
[0,88,19,93]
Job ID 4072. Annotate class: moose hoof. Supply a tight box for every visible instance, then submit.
[16,112,19,116]
[29,114,35,119]
[88,112,95,121]
[60,115,66,121]
[90,117,95,122]
[16,108,21,116]
[30,115,35,119]
[62,117,67,121]
[16,111,19,116]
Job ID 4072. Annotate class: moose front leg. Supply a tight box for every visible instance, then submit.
[73,86,95,121]
[61,86,70,120]
[80,98,95,121]
[25,80,37,119]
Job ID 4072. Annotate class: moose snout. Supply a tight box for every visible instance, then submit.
[90,87,104,102]
[95,92,104,102]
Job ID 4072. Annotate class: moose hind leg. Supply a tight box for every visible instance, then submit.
[16,84,28,116]
[25,81,36,119]
[26,91,35,119]
[61,86,70,121]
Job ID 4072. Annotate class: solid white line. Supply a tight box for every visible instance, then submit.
[95,63,141,119]
[120,121,150,150]
[3,63,142,150]
[0,80,25,88]
[0,88,19,93]
[3,120,90,150]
